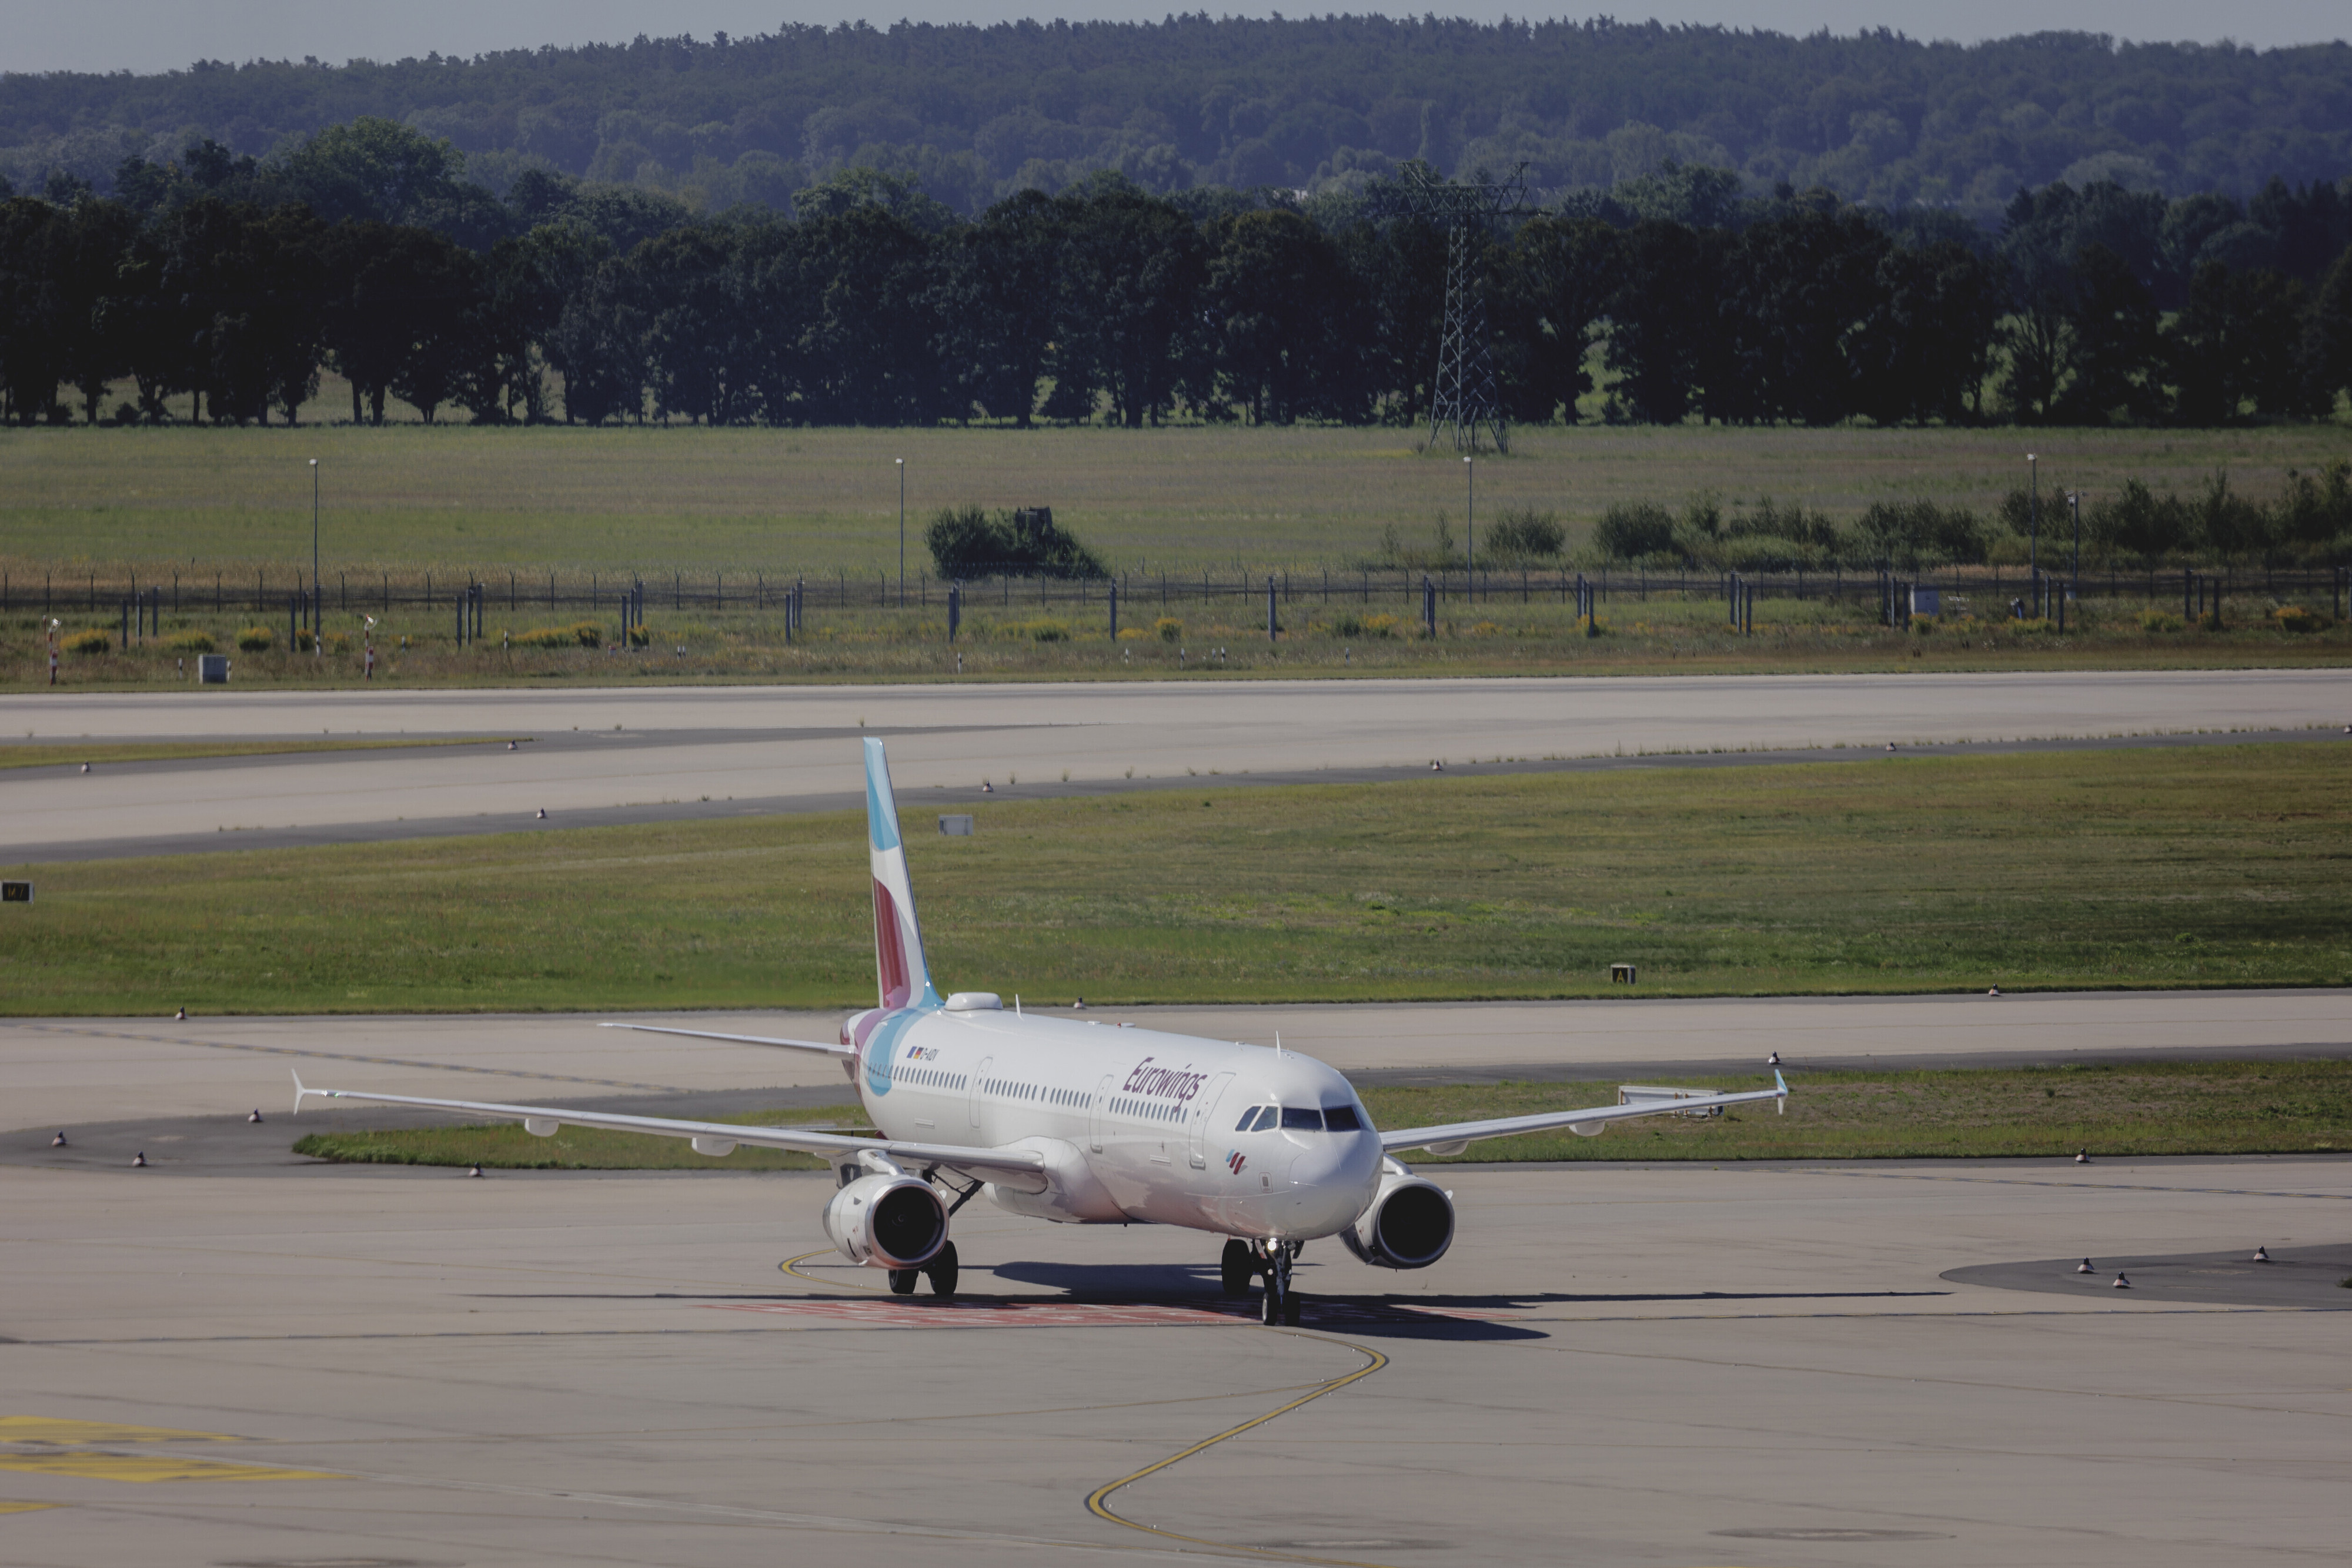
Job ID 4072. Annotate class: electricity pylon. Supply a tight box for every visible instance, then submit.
[1370,162,1532,453]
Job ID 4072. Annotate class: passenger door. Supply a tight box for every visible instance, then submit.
[1088,1074,1115,1153]
[1187,1072,1235,1169]
[968,1057,992,1129]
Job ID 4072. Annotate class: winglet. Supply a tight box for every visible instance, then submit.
[1775,1068,1788,1115]
[292,1068,309,1115]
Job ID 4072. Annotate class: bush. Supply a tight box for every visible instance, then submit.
[2274,606,2330,633]
[1154,616,1182,643]
[1481,507,1565,566]
[1469,620,1502,637]
[235,626,273,651]
[166,629,214,653]
[627,624,650,648]
[62,628,111,655]
[926,504,1108,579]
[514,621,604,650]
[1594,502,1678,560]
[1331,611,1401,638]
[1362,613,1399,638]
[1855,500,1986,568]
[2137,609,2187,633]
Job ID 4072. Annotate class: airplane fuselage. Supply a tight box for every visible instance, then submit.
[843,1002,1385,1242]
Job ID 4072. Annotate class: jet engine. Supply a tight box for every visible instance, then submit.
[1339,1169,1454,1270]
[822,1172,948,1269]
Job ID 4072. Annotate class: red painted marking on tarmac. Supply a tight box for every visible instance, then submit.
[703,1298,1521,1329]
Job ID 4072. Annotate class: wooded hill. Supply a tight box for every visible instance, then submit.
[3,19,2348,223]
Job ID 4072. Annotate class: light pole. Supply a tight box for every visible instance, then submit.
[2026,452,2039,579]
[1462,454,1474,602]
[309,459,321,657]
[895,458,905,609]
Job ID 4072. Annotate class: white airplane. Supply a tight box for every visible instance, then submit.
[296,739,1786,1324]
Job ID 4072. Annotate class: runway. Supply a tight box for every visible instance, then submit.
[1,667,2344,858]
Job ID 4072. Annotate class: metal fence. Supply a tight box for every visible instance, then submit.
[8,561,2348,626]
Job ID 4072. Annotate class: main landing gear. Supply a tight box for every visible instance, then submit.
[888,1241,960,1299]
[1227,1239,1302,1325]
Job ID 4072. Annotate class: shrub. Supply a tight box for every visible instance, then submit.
[1855,500,1986,567]
[926,504,1107,580]
[1154,616,1182,643]
[2274,606,2330,633]
[235,626,273,651]
[1018,618,1070,643]
[1115,626,1148,640]
[627,624,650,648]
[2137,609,2187,633]
[1911,615,1938,634]
[1594,502,1678,560]
[514,621,604,650]
[1469,620,1502,637]
[1481,507,1564,566]
[166,629,214,653]
[62,628,111,655]
[1361,613,1399,638]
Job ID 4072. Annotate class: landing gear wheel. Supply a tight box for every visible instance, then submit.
[1283,1290,1304,1326]
[887,1268,919,1295]
[1221,1239,1252,1298]
[1259,1278,1282,1324]
[926,1240,960,1299]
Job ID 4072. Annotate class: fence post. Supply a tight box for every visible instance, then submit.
[948,583,960,643]
[1266,576,1277,642]
[1422,574,1436,638]
[1109,580,1118,640]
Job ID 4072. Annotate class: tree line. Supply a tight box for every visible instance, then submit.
[6,19,2350,229]
[4,131,2352,429]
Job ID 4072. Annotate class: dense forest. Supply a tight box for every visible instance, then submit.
[4,115,2350,434]
[2,20,2350,225]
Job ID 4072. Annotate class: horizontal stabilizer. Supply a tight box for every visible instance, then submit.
[597,1022,850,1056]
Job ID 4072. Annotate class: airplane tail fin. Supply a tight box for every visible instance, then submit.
[863,738,938,1011]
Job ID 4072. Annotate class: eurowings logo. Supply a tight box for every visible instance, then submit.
[1227,1150,1246,1175]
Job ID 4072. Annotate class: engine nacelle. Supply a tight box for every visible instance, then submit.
[821,1172,948,1269]
[1339,1171,1455,1270]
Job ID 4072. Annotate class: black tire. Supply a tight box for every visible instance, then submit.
[1283,1290,1304,1326]
[926,1240,960,1299]
[887,1268,919,1295]
[1220,1239,1253,1298]
[1259,1279,1281,1325]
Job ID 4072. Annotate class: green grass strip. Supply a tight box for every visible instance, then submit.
[4,744,2347,1014]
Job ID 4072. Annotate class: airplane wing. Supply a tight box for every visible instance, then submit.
[596,1021,851,1056]
[1381,1072,1788,1155]
[289,1072,1044,1179]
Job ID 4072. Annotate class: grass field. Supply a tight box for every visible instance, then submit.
[288,1059,2352,1168]
[4,745,2344,1015]
[6,421,2351,577]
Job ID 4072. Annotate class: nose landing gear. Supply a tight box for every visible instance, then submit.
[1247,1239,1304,1325]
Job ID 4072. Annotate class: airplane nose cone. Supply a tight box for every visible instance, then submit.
[1282,1132,1384,1235]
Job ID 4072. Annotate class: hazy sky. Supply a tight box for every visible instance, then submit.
[2,0,2344,76]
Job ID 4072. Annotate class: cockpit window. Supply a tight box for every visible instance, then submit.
[1250,1105,1278,1132]
[1280,1106,1324,1131]
[1322,1104,1363,1132]
[1234,1105,1265,1132]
